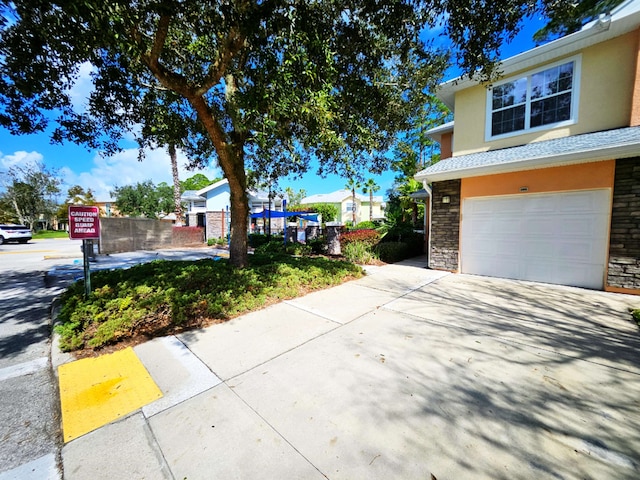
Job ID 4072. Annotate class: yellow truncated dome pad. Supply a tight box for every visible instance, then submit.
[58,347,163,443]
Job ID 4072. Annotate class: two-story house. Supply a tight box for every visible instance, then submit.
[416,0,640,294]
[300,189,385,224]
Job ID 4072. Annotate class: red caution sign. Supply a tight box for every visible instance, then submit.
[69,205,100,240]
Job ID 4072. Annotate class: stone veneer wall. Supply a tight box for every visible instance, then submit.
[430,179,461,271]
[607,157,640,290]
[206,211,227,240]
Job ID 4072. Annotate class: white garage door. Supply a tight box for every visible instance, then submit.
[461,190,610,289]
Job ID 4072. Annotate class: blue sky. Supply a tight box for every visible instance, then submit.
[0,14,546,202]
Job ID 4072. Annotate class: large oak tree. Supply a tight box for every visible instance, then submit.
[0,0,599,266]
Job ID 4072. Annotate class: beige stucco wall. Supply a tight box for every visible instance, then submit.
[337,198,384,224]
[452,30,639,156]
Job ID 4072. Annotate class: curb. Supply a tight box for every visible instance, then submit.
[50,299,75,373]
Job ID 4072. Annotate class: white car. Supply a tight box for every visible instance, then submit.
[0,224,32,244]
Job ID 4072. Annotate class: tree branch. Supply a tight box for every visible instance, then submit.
[194,27,247,97]
[140,13,191,97]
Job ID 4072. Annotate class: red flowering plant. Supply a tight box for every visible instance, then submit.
[339,229,380,248]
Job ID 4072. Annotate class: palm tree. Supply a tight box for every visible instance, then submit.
[362,178,380,222]
[345,178,361,225]
[168,143,184,225]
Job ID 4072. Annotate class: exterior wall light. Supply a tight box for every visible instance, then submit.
[442,196,451,204]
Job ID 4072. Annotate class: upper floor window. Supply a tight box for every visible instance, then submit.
[346,202,357,212]
[487,56,580,139]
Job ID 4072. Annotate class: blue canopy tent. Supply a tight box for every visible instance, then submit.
[250,209,319,222]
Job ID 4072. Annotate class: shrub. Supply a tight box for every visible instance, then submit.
[354,220,376,230]
[286,243,312,256]
[340,229,380,248]
[632,309,640,326]
[254,240,285,255]
[375,242,411,263]
[248,233,270,247]
[379,229,424,257]
[307,237,327,255]
[55,255,364,351]
[343,241,378,264]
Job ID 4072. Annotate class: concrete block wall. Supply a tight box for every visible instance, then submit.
[430,179,461,271]
[607,157,640,290]
[100,218,173,254]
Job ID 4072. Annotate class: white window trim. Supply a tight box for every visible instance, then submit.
[484,55,582,142]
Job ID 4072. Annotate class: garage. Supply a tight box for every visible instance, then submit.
[461,189,611,289]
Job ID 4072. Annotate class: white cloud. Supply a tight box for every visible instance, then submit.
[67,62,95,113]
[0,150,44,169]
[61,147,221,200]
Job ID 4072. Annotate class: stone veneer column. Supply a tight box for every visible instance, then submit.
[325,223,342,255]
[607,157,640,290]
[430,179,461,271]
[206,211,226,240]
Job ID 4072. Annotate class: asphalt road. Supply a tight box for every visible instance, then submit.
[0,238,82,478]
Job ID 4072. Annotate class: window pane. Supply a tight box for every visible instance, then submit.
[492,105,525,136]
[532,62,573,99]
[530,92,571,127]
[492,78,526,110]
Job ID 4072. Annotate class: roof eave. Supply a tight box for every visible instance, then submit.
[415,143,640,183]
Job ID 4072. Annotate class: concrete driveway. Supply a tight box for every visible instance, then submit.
[60,260,640,480]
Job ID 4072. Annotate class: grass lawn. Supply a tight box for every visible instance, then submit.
[55,252,363,354]
[33,230,69,239]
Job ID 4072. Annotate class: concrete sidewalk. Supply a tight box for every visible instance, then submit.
[51,258,640,480]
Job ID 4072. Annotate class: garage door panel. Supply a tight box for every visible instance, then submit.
[494,239,522,257]
[493,218,521,235]
[559,190,607,212]
[466,255,520,278]
[524,195,557,213]
[461,190,610,289]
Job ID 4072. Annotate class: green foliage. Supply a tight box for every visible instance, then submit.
[56,185,97,221]
[112,180,172,219]
[354,221,377,230]
[374,242,411,263]
[286,243,312,256]
[632,309,640,326]
[379,221,425,257]
[207,237,226,247]
[33,230,68,239]
[339,229,380,264]
[285,187,307,207]
[55,256,363,351]
[181,174,219,192]
[308,237,328,255]
[254,240,286,255]
[361,178,381,222]
[0,161,61,229]
[311,203,339,224]
[249,234,282,248]
[534,0,625,42]
[342,241,378,265]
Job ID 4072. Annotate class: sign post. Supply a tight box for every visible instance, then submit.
[68,205,101,298]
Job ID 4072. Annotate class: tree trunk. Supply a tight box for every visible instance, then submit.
[169,143,184,225]
[188,96,249,268]
[369,190,373,221]
[352,188,356,225]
